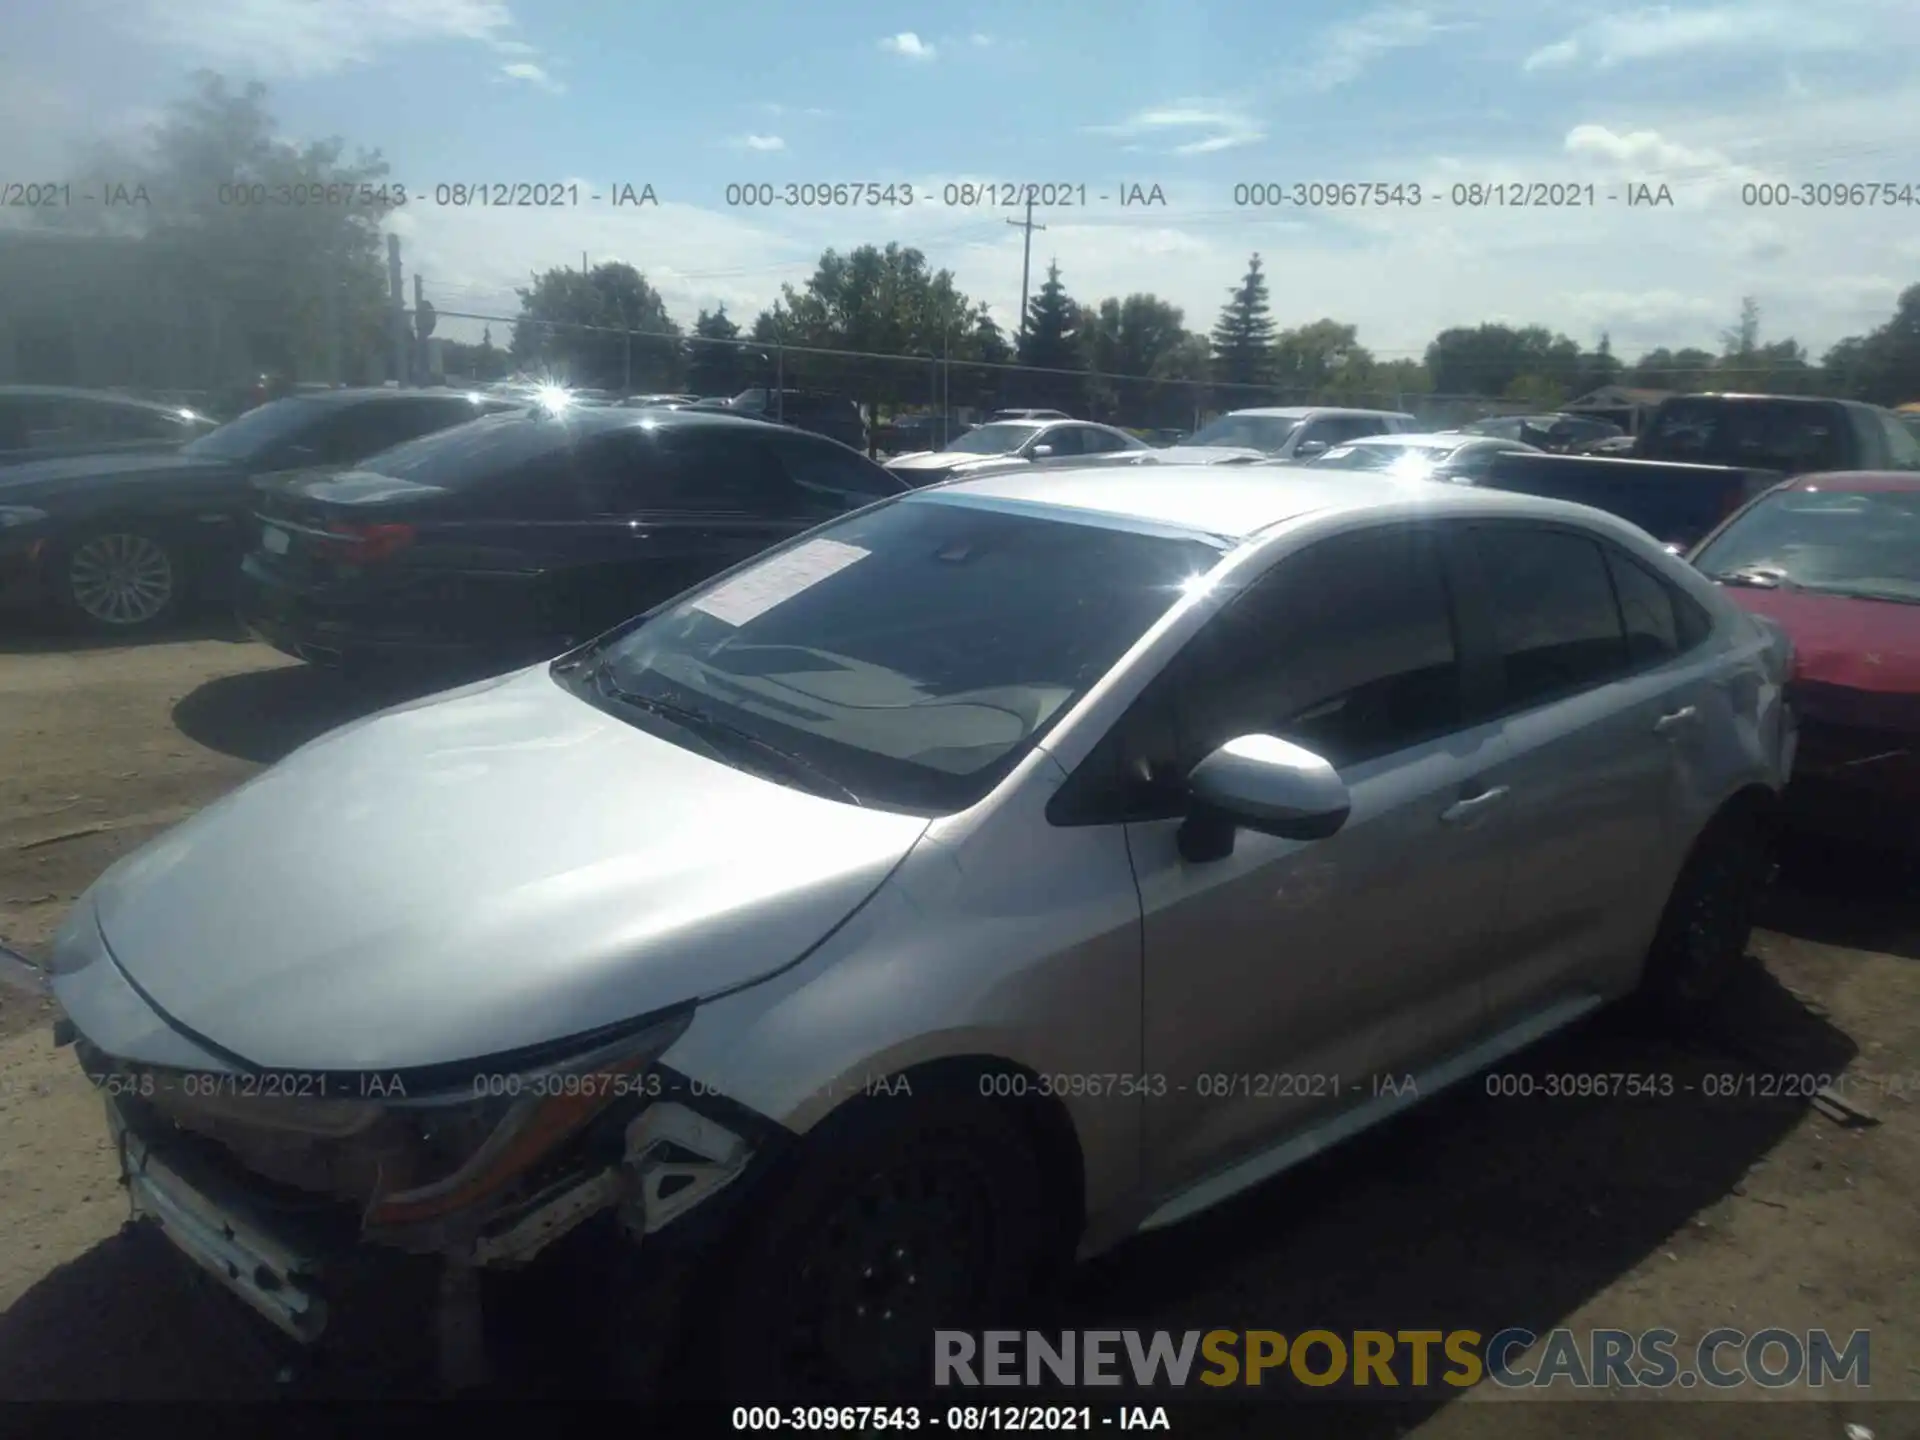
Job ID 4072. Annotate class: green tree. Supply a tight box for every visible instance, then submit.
[1081,294,1197,424]
[1014,261,1086,411]
[1425,323,1581,398]
[1817,287,1920,404]
[1627,346,1718,391]
[48,72,398,387]
[686,305,746,397]
[1273,319,1372,400]
[1573,333,1624,396]
[1210,253,1277,393]
[752,243,1001,410]
[511,261,684,391]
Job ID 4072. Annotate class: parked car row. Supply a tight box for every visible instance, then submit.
[11,459,1799,1406]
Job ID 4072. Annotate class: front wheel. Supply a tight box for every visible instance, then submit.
[663,1094,1059,1403]
[54,527,184,635]
[1637,807,1773,1022]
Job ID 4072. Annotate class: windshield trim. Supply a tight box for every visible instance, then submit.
[914,489,1236,547]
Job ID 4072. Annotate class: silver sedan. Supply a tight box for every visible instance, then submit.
[22,464,1795,1401]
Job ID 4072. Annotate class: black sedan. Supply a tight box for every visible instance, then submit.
[235,406,909,675]
[0,389,511,634]
[0,385,218,466]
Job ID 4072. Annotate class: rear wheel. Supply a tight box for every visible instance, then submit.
[659,1094,1058,1404]
[1638,805,1773,1022]
[55,527,184,635]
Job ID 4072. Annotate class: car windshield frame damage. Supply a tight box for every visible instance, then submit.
[1694,487,1920,603]
[555,493,1228,817]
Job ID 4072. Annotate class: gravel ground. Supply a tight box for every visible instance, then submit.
[0,628,1915,1437]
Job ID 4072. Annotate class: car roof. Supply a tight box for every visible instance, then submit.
[0,384,209,415]
[934,462,1594,542]
[505,404,845,439]
[288,387,499,406]
[1224,406,1416,420]
[1778,470,1920,494]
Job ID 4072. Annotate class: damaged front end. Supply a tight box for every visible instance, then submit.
[79,1005,768,1378]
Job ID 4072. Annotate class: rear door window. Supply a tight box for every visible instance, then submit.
[1874,409,1920,470]
[1472,526,1630,709]
[589,427,801,515]
[765,433,903,505]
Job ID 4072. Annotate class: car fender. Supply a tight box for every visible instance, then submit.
[657,746,1147,1251]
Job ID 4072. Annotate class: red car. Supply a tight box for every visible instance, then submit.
[1691,471,1920,850]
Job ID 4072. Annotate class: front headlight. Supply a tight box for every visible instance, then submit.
[364,1006,696,1228]
[0,505,51,530]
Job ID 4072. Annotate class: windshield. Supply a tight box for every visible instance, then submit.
[181,397,332,463]
[1694,487,1920,602]
[1185,415,1303,452]
[944,422,1041,455]
[568,495,1224,814]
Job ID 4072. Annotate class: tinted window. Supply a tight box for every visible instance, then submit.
[1177,526,1463,769]
[1474,528,1627,707]
[1036,427,1086,457]
[1605,549,1684,665]
[581,498,1224,814]
[361,411,576,485]
[768,434,904,502]
[1186,414,1302,451]
[1641,399,1843,473]
[1079,426,1131,454]
[1875,409,1920,470]
[589,428,797,514]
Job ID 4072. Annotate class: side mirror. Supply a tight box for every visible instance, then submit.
[1292,440,1330,460]
[1029,444,1055,459]
[1177,734,1351,863]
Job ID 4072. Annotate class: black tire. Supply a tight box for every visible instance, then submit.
[52,525,185,636]
[1637,805,1772,1023]
[665,1093,1058,1405]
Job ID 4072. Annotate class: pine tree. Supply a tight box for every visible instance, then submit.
[1015,261,1086,410]
[1210,254,1277,392]
[687,305,745,397]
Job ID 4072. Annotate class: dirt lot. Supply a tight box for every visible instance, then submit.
[1,627,1916,1436]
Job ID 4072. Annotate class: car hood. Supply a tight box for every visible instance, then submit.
[81,666,930,1073]
[1724,586,1920,694]
[1150,444,1272,465]
[0,449,232,501]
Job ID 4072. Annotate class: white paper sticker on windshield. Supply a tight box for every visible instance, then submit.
[691,537,870,627]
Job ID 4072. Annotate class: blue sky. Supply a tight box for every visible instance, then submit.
[9,0,1920,361]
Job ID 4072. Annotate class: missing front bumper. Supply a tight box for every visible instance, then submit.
[108,1099,331,1343]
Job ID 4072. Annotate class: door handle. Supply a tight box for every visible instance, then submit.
[1440,785,1509,823]
[1654,706,1698,735]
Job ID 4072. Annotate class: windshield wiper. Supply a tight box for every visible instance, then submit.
[1710,566,1796,590]
[588,664,865,806]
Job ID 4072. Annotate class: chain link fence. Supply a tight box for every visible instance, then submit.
[425,308,1530,450]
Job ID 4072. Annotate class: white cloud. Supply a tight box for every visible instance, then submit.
[733,134,786,152]
[1562,124,1736,175]
[1520,37,1579,71]
[879,32,936,60]
[1305,6,1456,90]
[969,32,993,46]
[122,0,528,76]
[1522,5,1877,72]
[1089,101,1265,156]
[497,61,563,92]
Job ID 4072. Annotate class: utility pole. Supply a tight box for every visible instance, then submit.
[1007,197,1046,348]
[386,233,407,386]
